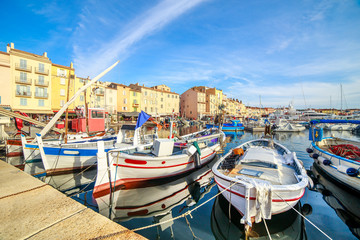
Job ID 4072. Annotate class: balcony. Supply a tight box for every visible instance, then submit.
[15,77,32,85]
[96,90,105,96]
[35,67,49,75]
[35,79,49,87]
[132,103,139,108]
[35,92,48,99]
[16,91,32,97]
[15,63,32,72]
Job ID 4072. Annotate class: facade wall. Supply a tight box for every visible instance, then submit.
[51,63,75,111]
[181,89,198,119]
[0,52,11,106]
[104,82,117,115]
[8,44,52,114]
[117,84,131,112]
[90,81,105,108]
[129,89,141,112]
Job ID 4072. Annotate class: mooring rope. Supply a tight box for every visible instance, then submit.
[273,191,332,240]
[89,178,244,240]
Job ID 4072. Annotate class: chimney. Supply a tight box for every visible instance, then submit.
[43,52,47,58]
[10,42,14,49]
[70,62,73,69]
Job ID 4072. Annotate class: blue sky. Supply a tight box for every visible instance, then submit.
[1,0,360,109]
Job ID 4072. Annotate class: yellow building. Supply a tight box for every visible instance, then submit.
[129,88,141,112]
[51,63,75,111]
[117,84,131,112]
[7,43,52,116]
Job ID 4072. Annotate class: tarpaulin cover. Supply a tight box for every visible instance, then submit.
[136,111,151,129]
[310,119,360,125]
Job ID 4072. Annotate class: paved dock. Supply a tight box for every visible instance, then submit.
[0,160,147,240]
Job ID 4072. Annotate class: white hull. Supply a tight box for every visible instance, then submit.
[310,137,360,193]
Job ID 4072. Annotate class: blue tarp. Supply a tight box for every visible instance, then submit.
[136,111,151,129]
[310,119,360,125]
[248,118,258,121]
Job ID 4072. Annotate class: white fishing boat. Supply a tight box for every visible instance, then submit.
[94,159,216,222]
[212,138,308,226]
[93,128,224,198]
[272,119,306,132]
[307,119,360,194]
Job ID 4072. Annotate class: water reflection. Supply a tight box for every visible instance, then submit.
[211,194,307,240]
[308,163,360,238]
[93,159,216,238]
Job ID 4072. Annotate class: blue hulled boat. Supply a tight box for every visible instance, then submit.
[206,119,244,131]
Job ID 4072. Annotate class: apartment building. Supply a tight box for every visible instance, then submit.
[129,83,179,116]
[180,87,206,119]
[7,43,52,115]
[129,88,141,112]
[116,84,131,112]
[0,51,11,106]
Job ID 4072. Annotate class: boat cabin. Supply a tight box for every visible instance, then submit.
[71,108,105,133]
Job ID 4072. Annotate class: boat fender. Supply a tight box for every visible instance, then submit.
[323,159,332,166]
[346,168,358,177]
[306,148,313,153]
[194,152,201,169]
[307,177,314,190]
[311,153,319,159]
[337,165,359,176]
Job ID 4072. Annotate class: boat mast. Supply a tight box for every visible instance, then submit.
[341,84,343,113]
[64,65,72,143]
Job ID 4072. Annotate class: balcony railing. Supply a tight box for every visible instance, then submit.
[96,90,105,96]
[35,79,49,87]
[15,77,32,85]
[16,91,32,97]
[35,67,49,75]
[35,92,48,99]
[132,103,139,107]
[15,63,32,72]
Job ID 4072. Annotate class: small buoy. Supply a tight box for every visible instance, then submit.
[301,204,313,216]
[306,148,313,153]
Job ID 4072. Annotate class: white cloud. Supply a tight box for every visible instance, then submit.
[73,0,207,77]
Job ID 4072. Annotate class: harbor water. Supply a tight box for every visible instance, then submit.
[38,127,360,239]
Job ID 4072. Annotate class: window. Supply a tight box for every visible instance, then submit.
[20,98,27,106]
[190,111,192,114]
[38,63,45,72]
[38,99,44,106]
[16,85,30,96]
[172,95,174,98]
[60,100,65,106]
[134,99,137,104]
[123,90,126,96]
[151,107,153,112]
[150,93,153,97]
[161,104,163,108]
[133,92,136,96]
[38,75,44,84]
[91,110,104,119]
[122,107,127,110]
[20,59,27,69]
[161,98,163,102]
[60,89,65,96]
[144,91,147,96]
[35,87,47,97]
[144,99,147,104]
[60,78,66,85]
[145,107,147,112]
[97,96,100,102]
[124,98,127,104]
[57,69,66,77]
[80,95,84,101]
[109,97,113,103]
[168,94,170,98]
[20,72,27,82]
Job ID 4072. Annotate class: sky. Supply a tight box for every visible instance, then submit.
[1,0,360,109]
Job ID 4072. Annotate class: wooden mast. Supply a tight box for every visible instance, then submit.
[64,64,72,143]
[84,78,89,135]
